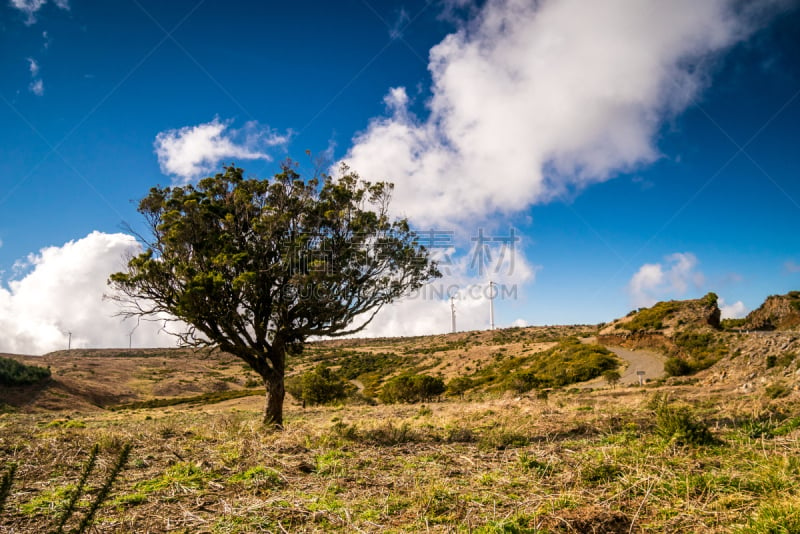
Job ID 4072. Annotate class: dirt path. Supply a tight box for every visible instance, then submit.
[578,344,666,389]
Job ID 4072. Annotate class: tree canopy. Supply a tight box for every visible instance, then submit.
[110,163,439,426]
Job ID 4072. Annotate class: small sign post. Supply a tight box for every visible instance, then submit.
[636,370,646,386]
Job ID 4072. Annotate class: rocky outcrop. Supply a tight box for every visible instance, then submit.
[742,292,800,331]
[599,292,721,338]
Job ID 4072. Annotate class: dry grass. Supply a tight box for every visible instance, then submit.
[1,387,799,533]
[2,325,799,532]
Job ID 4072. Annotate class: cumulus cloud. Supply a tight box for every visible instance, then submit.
[0,232,178,355]
[338,0,786,226]
[10,0,68,25]
[154,118,290,184]
[627,252,705,308]
[719,298,747,319]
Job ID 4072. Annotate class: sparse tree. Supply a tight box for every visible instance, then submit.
[110,163,439,427]
[603,369,621,388]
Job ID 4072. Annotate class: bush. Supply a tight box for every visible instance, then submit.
[446,376,474,398]
[0,356,51,386]
[508,338,618,389]
[285,365,348,406]
[667,332,728,374]
[664,357,692,377]
[765,382,791,399]
[651,394,718,446]
[721,317,747,330]
[379,374,445,404]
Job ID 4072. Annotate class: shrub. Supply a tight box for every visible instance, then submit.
[0,356,51,386]
[721,317,747,330]
[767,352,796,370]
[701,292,718,307]
[285,364,348,406]
[378,374,445,404]
[664,357,692,377]
[486,338,619,391]
[651,394,718,446]
[765,382,791,399]
[446,376,474,398]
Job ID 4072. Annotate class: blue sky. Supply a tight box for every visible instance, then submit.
[1,0,799,353]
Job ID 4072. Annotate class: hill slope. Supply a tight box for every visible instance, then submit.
[3,291,800,414]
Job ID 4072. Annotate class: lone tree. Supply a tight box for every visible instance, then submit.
[110,163,439,426]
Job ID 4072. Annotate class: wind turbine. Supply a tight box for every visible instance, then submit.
[450,296,456,333]
[488,281,495,330]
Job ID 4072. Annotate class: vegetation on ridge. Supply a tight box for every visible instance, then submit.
[0,356,51,386]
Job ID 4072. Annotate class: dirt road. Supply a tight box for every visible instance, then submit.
[578,345,666,388]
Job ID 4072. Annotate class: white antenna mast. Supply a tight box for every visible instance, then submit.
[488,281,495,330]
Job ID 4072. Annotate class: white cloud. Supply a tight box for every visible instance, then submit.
[29,78,44,96]
[27,57,39,77]
[357,230,539,337]
[627,252,704,308]
[719,298,747,319]
[785,260,800,273]
[154,118,290,184]
[337,0,786,226]
[0,232,178,355]
[389,8,411,40]
[10,0,68,25]
[26,57,43,96]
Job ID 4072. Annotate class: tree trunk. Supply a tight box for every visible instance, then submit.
[264,373,285,428]
[263,341,287,428]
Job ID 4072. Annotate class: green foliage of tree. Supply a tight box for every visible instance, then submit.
[0,356,51,386]
[110,164,439,426]
[285,364,349,406]
[379,374,445,404]
[602,369,621,388]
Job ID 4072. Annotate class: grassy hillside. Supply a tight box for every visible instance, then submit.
[0,324,602,413]
[2,293,800,532]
